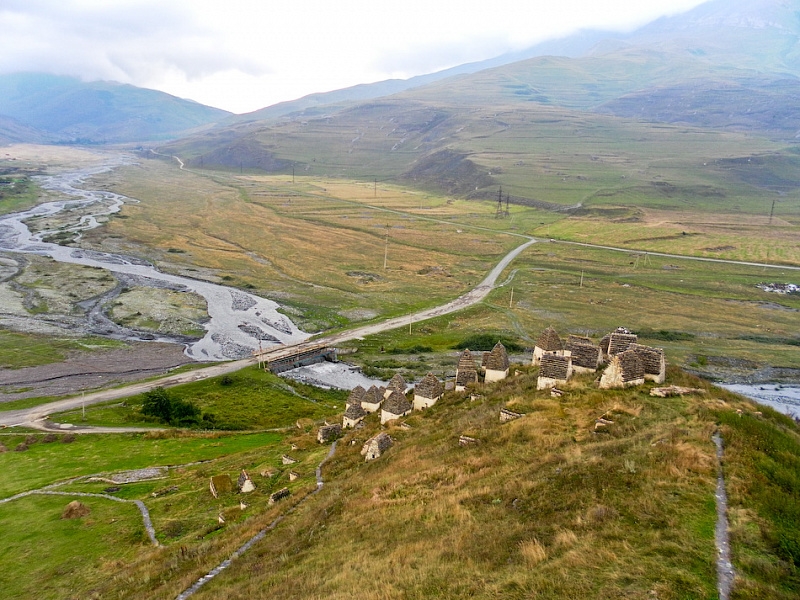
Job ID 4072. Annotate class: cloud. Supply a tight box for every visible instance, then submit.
[0,0,709,112]
[0,0,271,84]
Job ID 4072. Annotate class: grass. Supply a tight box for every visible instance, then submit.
[79,367,734,599]
[0,430,283,498]
[47,365,345,430]
[714,407,800,599]
[330,241,800,382]
[2,361,799,598]
[0,173,39,215]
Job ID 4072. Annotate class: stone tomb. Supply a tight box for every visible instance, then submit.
[599,349,645,389]
[537,354,573,390]
[413,372,444,410]
[483,342,510,383]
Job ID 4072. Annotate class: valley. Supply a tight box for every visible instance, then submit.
[1,1,800,597]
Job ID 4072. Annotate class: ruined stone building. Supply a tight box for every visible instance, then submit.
[413,372,444,410]
[381,389,413,425]
[537,354,573,390]
[599,349,645,389]
[483,342,510,383]
[532,326,565,365]
[629,343,666,384]
[455,349,479,391]
[362,432,393,461]
[361,385,385,413]
[317,423,342,443]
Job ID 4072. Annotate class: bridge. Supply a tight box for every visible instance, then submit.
[253,342,338,374]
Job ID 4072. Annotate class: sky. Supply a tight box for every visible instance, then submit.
[0,0,708,114]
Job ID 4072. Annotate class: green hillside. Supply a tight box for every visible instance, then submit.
[3,367,798,599]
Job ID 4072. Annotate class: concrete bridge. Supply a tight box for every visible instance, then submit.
[253,342,338,373]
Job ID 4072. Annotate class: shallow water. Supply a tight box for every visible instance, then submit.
[719,383,800,417]
[279,361,386,391]
[0,156,309,361]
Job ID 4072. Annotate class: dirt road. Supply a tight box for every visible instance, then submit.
[0,239,537,429]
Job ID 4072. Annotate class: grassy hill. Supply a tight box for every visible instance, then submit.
[2,366,798,599]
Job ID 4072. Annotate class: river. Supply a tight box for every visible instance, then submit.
[0,156,309,361]
[719,383,800,418]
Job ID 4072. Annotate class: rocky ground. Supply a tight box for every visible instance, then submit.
[0,342,192,402]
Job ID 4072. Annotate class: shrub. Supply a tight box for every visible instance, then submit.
[452,333,524,353]
[141,387,203,427]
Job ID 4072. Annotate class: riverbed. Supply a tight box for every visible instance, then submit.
[0,156,309,361]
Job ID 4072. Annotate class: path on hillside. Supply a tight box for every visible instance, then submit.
[175,441,338,600]
[713,431,735,600]
[0,238,536,429]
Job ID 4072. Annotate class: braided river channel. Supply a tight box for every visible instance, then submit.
[0,157,309,361]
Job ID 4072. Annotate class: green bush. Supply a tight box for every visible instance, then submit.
[452,333,524,353]
[141,387,203,427]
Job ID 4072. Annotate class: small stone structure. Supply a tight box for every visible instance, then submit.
[629,343,666,384]
[602,328,638,358]
[500,408,523,422]
[346,385,367,406]
[361,385,385,413]
[566,336,602,373]
[238,470,255,493]
[343,402,367,428]
[458,435,480,446]
[599,349,645,389]
[282,454,298,465]
[61,501,90,519]
[381,390,413,425]
[455,349,479,391]
[362,432,393,461]
[413,372,444,410]
[385,373,408,398]
[210,474,233,498]
[269,487,291,505]
[317,423,342,443]
[483,342,510,383]
[532,326,564,365]
[650,386,704,397]
[537,354,573,390]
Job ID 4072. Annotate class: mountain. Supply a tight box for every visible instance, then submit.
[160,0,800,201]
[0,73,231,144]
[0,114,52,145]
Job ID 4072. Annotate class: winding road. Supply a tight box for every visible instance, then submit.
[0,238,537,430]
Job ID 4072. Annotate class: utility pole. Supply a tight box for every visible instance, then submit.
[374,178,377,198]
[769,197,776,224]
[383,225,390,269]
[292,165,295,184]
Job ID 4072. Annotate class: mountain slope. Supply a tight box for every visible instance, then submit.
[0,73,231,143]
